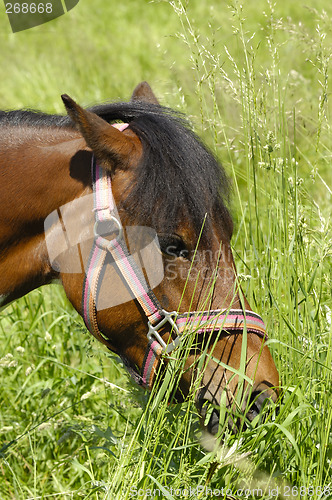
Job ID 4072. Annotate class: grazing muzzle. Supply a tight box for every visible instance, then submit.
[197,383,278,435]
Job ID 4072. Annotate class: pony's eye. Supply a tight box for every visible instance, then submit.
[158,234,189,259]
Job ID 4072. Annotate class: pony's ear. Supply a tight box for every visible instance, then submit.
[131,81,160,105]
[61,94,141,170]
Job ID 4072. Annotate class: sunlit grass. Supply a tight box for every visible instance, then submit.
[0,0,331,498]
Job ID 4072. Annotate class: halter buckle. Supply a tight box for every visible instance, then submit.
[147,310,181,354]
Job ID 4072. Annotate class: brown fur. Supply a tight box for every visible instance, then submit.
[0,83,279,432]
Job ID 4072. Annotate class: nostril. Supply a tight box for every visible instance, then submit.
[245,390,277,422]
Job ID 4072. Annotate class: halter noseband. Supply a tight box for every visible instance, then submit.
[82,127,267,390]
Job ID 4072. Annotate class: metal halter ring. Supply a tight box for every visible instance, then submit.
[147,309,181,354]
[94,216,123,250]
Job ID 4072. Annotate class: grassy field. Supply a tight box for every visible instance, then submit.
[0,0,331,498]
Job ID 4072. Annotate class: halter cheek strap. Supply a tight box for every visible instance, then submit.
[82,126,267,390]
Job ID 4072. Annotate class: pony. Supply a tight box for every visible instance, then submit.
[0,82,279,434]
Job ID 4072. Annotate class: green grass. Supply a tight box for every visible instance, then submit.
[0,0,331,498]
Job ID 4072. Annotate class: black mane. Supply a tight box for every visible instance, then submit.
[104,102,232,239]
[0,109,72,128]
[0,101,232,239]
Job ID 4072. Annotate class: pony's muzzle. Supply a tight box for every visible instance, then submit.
[196,385,279,435]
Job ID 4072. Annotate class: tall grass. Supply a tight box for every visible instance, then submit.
[0,0,331,498]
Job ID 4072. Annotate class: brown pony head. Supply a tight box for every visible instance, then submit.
[58,83,279,434]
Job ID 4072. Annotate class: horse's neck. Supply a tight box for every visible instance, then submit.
[0,126,91,306]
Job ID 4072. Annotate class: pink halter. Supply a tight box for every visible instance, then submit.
[82,126,267,390]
